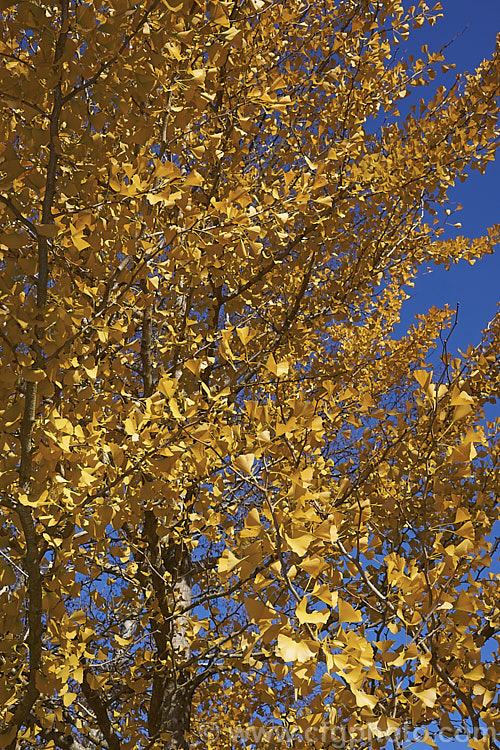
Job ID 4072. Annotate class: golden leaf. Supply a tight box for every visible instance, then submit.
[233,453,255,475]
[276,635,315,663]
[284,532,315,557]
[295,597,329,625]
[218,550,243,574]
[338,598,362,623]
[409,686,437,707]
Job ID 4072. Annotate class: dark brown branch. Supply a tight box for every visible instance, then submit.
[37,0,68,306]
[82,671,122,750]
[39,728,88,750]
[141,304,154,398]
[61,0,163,105]
[277,248,316,338]
[5,500,43,745]
[7,2,70,745]
[0,194,39,238]
[142,510,171,622]
[19,381,36,489]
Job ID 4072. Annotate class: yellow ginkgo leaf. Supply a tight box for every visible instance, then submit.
[218,550,244,574]
[233,453,255,475]
[295,597,329,625]
[276,634,315,663]
[63,692,77,707]
[338,598,362,623]
[285,533,315,557]
[409,686,437,708]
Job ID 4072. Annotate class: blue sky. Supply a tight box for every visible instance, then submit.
[397,5,499,748]
[397,0,500,356]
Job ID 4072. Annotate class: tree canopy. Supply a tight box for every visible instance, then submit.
[1,0,500,748]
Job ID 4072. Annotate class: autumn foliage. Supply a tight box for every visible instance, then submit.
[1,0,500,747]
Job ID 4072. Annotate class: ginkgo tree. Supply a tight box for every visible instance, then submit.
[1,0,500,748]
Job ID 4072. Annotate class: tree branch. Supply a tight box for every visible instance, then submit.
[82,671,122,750]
